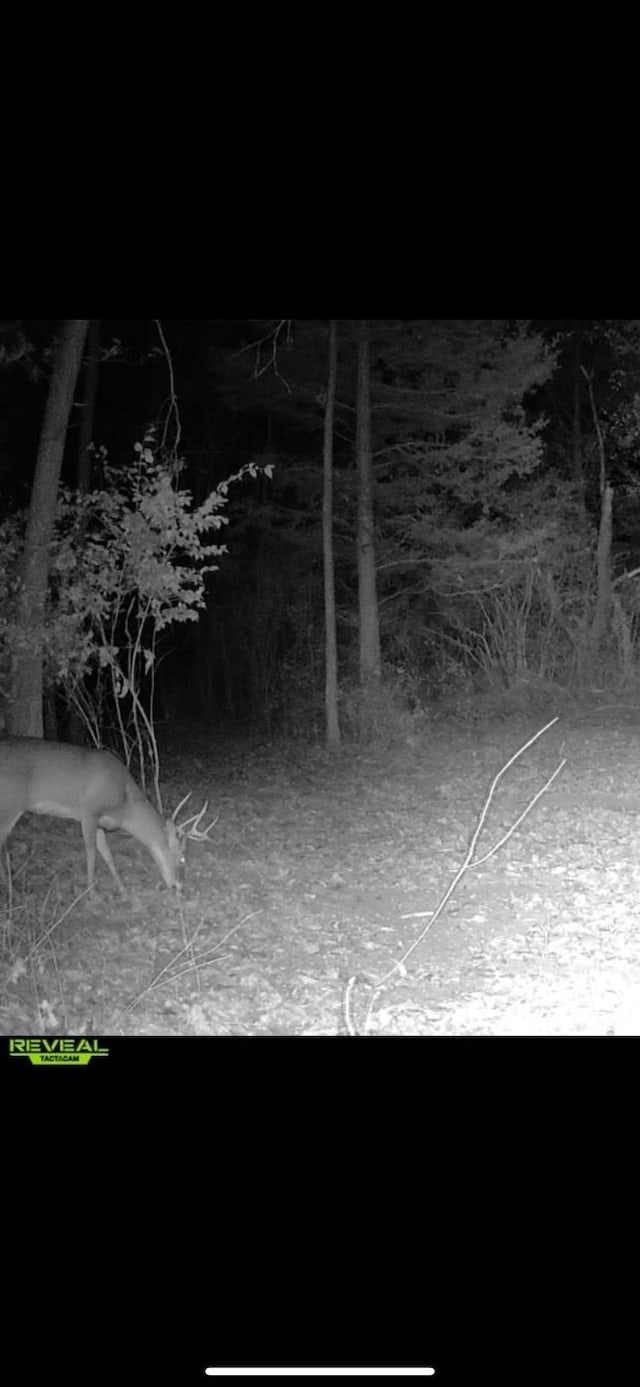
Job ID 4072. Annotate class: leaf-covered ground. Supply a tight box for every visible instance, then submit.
[4,713,640,1035]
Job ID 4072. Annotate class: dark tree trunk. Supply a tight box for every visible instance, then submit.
[356,320,381,684]
[323,320,340,747]
[8,320,90,737]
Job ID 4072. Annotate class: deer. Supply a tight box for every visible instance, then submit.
[0,737,215,897]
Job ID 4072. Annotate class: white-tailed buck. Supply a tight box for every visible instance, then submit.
[0,737,215,896]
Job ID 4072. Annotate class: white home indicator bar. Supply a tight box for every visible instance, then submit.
[205,1371,435,1378]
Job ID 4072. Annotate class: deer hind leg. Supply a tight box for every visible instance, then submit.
[0,810,25,884]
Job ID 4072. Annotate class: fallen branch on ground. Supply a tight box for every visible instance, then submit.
[343,716,566,1034]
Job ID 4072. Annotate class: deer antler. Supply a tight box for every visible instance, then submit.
[171,792,193,821]
[172,794,218,841]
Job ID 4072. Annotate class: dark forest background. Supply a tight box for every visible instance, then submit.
[2,319,639,749]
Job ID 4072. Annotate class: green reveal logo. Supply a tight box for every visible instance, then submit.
[9,1038,109,1065]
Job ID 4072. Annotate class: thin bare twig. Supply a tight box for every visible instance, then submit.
[114,911,261,1023]
[376,716,565,986]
